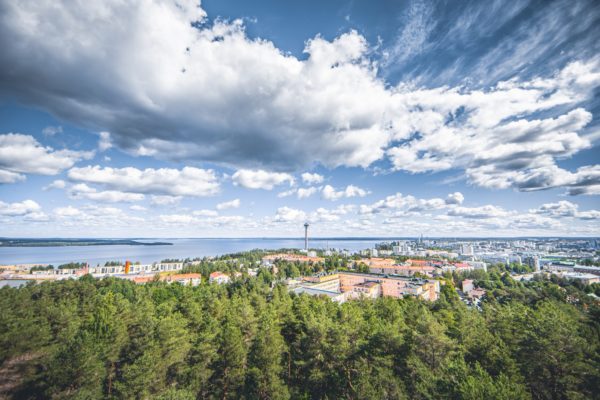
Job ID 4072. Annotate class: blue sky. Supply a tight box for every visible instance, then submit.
[0,0,598,237]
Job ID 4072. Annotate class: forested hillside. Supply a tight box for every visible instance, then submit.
[0,265,599,399]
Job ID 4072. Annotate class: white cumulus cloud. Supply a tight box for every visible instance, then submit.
[43,180,67,190]
[445,192,465,205]
[360,192,458,215]
[0,169,25,184]
[275,206,306,222]
[98,131,112,152]
[68,165,219,197]
[0,0,597,196]
[0,199,41,216]
[297,187,318,199]
[69,183,145,203]
[301,173,324,184]
[447,205,513,219]
[232,169,294,190]
[321,184,369,201]
[216,198,241,210]
[193,209,219,217]
[530,200,600,220]
[0,133,93,176]
[150,195,182,206]
[53,205,82,217]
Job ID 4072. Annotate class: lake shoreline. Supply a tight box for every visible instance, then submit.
[0,239,172,247]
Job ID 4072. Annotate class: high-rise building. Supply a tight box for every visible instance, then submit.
[533,256,540,272]
[525,255,541,272]
[460,244,474,256]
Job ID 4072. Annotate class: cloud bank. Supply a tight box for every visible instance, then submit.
[67,166,220,197]
[0,0,597,195]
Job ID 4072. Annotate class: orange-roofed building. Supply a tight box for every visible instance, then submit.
[406,259,429,267]
[362,258,396,267]
[453,263,471,269]
[131,275,156,284]
[209,271,231,284]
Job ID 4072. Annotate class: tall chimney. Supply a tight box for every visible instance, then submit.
[304,222,309,251]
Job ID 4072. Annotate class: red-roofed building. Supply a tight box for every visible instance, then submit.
[364,258,396,267]
[209,271,231,284]
[131,275,156,284]
[453,263,471,269]
[406,259,429,267]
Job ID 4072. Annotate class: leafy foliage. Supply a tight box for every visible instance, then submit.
[0,257,598,399]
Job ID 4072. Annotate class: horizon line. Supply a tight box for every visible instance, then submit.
[1,236,598,240]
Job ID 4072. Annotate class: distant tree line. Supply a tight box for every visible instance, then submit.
[581,258,600,267]
[29,265,54,272]
[104,261,122,267]
[57,262,86,270]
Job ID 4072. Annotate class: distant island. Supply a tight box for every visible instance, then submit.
[0,238,172,247]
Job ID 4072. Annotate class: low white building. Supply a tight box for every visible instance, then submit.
[466,261,487,271]
[163,273,202,286]
[90,262,184,275]
[556,271,599,285]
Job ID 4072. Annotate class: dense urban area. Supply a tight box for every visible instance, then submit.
[0,237,599,399]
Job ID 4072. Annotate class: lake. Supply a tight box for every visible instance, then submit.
[0,279,31,288]
[0,238,391,266]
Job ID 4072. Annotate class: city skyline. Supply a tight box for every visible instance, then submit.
[1,0,599,238]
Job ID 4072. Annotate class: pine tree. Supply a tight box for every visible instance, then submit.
[246,310,290,399]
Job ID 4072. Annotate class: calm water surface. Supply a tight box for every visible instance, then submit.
[0,238,387,266]
[0,279,31,288]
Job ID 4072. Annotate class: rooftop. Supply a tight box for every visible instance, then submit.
[355,281,380,288]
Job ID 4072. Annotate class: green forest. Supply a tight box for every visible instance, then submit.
[0,256,599,399]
